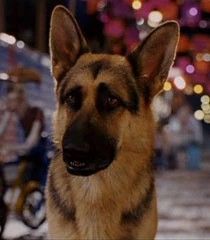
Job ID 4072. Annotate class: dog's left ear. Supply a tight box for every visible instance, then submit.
[128,21,179,102]
[50,6,89,83]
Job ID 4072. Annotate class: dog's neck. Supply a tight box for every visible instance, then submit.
[49,149,155,239]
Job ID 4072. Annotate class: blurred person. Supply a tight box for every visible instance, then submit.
[164,104,203,170]
[154,121,168,170]
[177,104,203,170]
[3,86,48,186]
[0,91,23,163]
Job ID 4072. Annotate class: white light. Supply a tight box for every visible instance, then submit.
[194,110,204,121]
[201,103,210,112]
[168,67,183,79]
[41,56,50,67]
[139,31,147,40]
[201,95,210,104]
[199,20,207,28]
[189,7,198,16]
[137,18,144,26]
[174,76,186,90]
[0,33,16,45]
[203,53,210,62]
[204,114,210,124]
[148,11,163,27]
[0,73,9,80]
[17,40,25,49]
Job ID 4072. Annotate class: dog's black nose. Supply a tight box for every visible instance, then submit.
[63,142,90,153]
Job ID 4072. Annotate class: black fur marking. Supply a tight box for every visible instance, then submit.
[58,77,69,104]
[142,84,152,105]
[121,179,154,225]
[87,60,110,79]
[49,173,76,222]
[126,83,139,113]
[97,82,139,114]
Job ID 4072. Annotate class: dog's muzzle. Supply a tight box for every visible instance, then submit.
[62,120,117,176]
[63,143,115,176]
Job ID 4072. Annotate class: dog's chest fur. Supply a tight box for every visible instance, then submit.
[47,154,156,239]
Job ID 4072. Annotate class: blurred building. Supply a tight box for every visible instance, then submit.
[0,0,210,132]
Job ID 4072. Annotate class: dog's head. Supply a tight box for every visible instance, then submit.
[50,6,179,176]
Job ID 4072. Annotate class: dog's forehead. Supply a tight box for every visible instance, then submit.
[67,53,133,84]
[76,53,129,67]
[59,53,136,99]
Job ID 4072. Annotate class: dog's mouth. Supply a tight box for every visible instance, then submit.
[63,151,114,176]
[66,160,111,176]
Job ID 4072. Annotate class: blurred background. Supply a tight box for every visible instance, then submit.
[0,0,209,239]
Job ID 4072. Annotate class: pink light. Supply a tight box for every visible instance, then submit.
[186,65,195,74]
[189,7,198,16]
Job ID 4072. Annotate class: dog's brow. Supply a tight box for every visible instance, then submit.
[82,59,132,81]
[82,59,110,79]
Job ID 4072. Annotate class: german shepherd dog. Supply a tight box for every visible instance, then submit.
[46,5,179,239]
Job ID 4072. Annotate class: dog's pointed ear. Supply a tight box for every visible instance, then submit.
[127,21,179,102]
[50,6,89,82]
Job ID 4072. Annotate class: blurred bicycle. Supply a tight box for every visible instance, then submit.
[0,159,46,237]
[0,137,53,238]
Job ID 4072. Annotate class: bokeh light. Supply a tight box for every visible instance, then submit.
[189,7,198,16]
[186,64,195,74]
[201,95,210,104]
[132,0,142,10]
[193,84,203,94]
[163,81,172,91]
[174,76,186,90]
[148,11,163,27]
[194,110,204,120]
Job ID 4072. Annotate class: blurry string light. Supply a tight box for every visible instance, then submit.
[0,72,9,80]
[148,11,163,27]
[201,95,210,104]
[132,0,142,10]
[189,7,198,16]
[16,41,25,49]
[0,33,16,45]
[196,53,210,62]
[174,76,186,90]
[199,20,208,28]
[193,84,203,94]
[185,64,195,74]
[139,30,147,40]
[184,85,193,95]
[163,81,172,91]
[201,103,210,112]
[137,18,144,26]
[204,114,210,124]
[203,53,210,62]
[196,53,203,61]
[41,56,50,67]
[194,110,204,120]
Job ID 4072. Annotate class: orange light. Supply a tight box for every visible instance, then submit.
[193,84,203,94]
[163,81,172,91]
[132,0,142,10]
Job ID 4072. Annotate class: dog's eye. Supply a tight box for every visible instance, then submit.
[65,92,82,111]
[104,96,120,111]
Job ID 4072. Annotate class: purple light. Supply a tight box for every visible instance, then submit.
[189,7,198,16]
[199,20,208,28]
[186,65,195,74]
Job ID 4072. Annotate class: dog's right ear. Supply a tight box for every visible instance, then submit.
[50,6,89,83]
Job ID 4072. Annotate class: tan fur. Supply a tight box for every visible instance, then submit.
[46,5,179,240]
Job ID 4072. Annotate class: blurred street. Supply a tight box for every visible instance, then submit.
[156,169,210,239]
[2,157,210,240]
